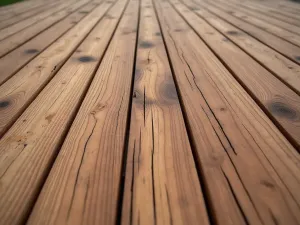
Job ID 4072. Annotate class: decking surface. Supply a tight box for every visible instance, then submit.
[0,0,300,224]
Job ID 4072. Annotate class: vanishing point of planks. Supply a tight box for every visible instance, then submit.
[0,0,300,224]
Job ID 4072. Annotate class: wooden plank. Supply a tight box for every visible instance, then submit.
[216,0,300,33]
[181,0,300,95]
[0,0,98,86]
[0,0,49,18]
[224,0,300,27]
[198,0,300,47]
[0,1,64,30]
[251,0,300,14]
[121,0,209,224]
[0,0,56,22]
[172,0,300,149]
[0,0,108,137]
[154,0,300,224]
[0,0,91,57]
[0,0,75,42]
[27,0,138,225]
[193,0,300,65]
[0,0,127,224]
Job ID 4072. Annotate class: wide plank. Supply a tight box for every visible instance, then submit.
[27,0,138,224]
[172,0,300,149]
[0,0,91,57]
[0,0,127,224]
[155,0,300,224]
[121,0,209,224]
[192,0,300,65]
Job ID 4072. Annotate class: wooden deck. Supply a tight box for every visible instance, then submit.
[1,0,300,224]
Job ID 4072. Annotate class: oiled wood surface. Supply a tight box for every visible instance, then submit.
[0,0,300,224]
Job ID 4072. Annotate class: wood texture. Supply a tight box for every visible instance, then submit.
[0,0,109,136]
[27,0,138,224]
[0,0,91,57]
[197,0,300,47]
[0,0,96,85]
[154,0,300,224]
[0,0,126,224]
[0,0,75,41]
[172,0,300,149]
[0,0,300,224]
[181,0,300,94]
[121,0,209,224]
[193,0,300,65]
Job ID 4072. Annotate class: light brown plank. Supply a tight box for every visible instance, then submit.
[0,0,75,41]
[27,0,138,224]
[180,0,300,94]
[198,0,300,47]
[0,0,49,19]
[0,0,108,136]
[155,0,300,224]
[224,0,300,27]
[121,0,209,224]
[0,0,91,57]
[0,0,126,224]
[172,0,300,149]
[214,0,300,35]
[0,0,99,86]
[0,0,64,30]
[192,0,300,65]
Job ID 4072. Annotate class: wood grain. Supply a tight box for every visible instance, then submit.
[0,0,99,85]
[0,0,75,42]
[214,0,300,36]
[180,0,300,94]
[0,0,110,136]
[0,0,91,57]
[121,0,209,224]
[0,0,63,30]
[27,0,139,224]
[198,0,300,47]
[172,0,300,150]
[155,0,300,224]
[0,0,126,224]
[192,0,300,65]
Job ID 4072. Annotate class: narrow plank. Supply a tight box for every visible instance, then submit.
[173,0,300,149]
[121,0,209,224]
[251,0,300,14]
[201,0,300,47]
[0,0,56,23]
[181,0,300,94]
[0,0,49,18]
[0,0,75,42]
[0,0,63,30]
[0,0,91,57]
[0,0,99,86]
[0,0,108,137]
[193,0,300,66]
[0,0,127,224]
[253,2,300,21]
[224,0,300,27]
[27,0,139,224]
[216,0,300,33]
[155,0,300,224]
